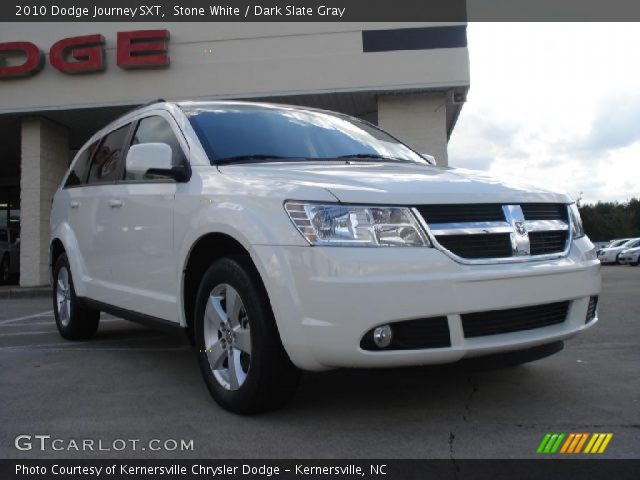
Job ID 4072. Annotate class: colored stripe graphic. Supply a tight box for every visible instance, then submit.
[574,433,589,453]
[537,434,552,453]
[585,433,613,453]
[539,433,613,454]
[560,433,575,453]
[537,433,565,454]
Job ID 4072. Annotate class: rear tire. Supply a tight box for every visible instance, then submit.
[53,253,100,340]
[194,256,300,413]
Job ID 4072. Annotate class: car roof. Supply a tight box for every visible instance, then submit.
[175,100,344,116]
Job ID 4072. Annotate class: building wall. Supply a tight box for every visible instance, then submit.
[20,118,69,286]
[378,92,449,165]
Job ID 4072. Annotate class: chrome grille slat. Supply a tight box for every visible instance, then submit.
[413,203,571,264]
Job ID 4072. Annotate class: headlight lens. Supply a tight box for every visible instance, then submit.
[284,202,429,247]
[569,203,585,239]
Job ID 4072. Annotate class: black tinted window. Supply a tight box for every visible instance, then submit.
[0,230,7,242]
[87,124,131,184]
[64,141,98,187]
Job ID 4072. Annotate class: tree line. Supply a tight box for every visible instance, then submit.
[579,198,640,242]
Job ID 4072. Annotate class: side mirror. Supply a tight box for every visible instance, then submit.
[420,152,436,165]
[125,143,190,182]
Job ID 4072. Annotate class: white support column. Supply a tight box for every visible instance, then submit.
[377,92,449,166]
[20,117,69,287]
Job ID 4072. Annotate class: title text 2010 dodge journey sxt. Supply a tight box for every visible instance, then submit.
[50,101,601,413]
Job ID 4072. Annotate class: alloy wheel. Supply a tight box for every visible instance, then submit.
[203,283,252,390]
[56,266,71,327]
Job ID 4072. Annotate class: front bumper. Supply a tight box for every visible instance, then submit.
[619,254,638,264]
[253,237,601,371]
[597,252,619,263]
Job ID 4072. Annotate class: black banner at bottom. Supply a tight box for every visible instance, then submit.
[2,459,639,480]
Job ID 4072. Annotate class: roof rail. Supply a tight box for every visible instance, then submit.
[125,98,166,114]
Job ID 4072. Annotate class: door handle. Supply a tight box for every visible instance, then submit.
[70,201,80,209]
[108,199,124,208]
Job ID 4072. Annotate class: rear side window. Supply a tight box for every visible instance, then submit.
[87,124,131,184]
[64,141,98,188]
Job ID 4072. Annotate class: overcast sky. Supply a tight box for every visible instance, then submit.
[448,23,640,205]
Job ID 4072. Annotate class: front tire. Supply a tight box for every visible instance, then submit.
[194,256,299,413]
[53,253,100,340]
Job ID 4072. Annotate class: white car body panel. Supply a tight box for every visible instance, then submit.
[618,247,640,265]
[50,101,602,372]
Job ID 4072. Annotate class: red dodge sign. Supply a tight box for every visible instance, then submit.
[0,30,170,78]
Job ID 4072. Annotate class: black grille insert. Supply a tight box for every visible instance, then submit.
[521,203,568,221]
[416,204,505,223]
[360,317,451,350]
[529,231,568,255]
[461,301,569,338]
[436,233,513,259]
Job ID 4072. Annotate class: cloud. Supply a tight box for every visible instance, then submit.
[454,154,495,170]
[448,23,640,203]
[571,95,640,154]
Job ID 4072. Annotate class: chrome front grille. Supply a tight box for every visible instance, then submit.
[414,203,571,263]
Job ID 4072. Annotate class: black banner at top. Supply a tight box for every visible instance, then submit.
[2,0,640,22]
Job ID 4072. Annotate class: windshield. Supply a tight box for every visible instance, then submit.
[185,105,427,165]
[608,239,629,248]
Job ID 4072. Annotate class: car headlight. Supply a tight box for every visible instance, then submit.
[569,204,585,239]
[284,202,429,247]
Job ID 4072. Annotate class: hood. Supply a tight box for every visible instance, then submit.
[606,245,638,253]
[218,161,572,205]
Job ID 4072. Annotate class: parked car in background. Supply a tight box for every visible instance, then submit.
[618,247,640,266]
[0,227,20,283]
[597,238,640,264]
[596,238,631,256]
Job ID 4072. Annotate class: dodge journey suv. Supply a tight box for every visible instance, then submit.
[50,101,601,413]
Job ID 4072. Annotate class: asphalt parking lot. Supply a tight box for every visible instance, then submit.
[1,266,638,460]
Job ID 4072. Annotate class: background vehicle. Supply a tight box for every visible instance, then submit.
[618,247,640,266]
[0,227,19,283]
[50,101,601,413]
[596,238,630,255]
[597,238,640,264]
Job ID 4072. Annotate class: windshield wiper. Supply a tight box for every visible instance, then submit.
[336,153,411,163]
[215,155,294,165]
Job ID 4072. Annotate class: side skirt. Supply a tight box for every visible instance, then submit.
[77,297,185,336]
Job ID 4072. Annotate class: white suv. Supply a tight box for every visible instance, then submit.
[50,101,601,413]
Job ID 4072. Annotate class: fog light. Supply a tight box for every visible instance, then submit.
[373,325,392,348]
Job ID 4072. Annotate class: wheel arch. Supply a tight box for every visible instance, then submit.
[49,238,66,284]
[182,232,266,339]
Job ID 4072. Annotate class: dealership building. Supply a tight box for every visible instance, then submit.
[0,22,469,286]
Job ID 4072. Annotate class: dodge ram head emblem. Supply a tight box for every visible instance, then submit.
[515,221,527,236]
